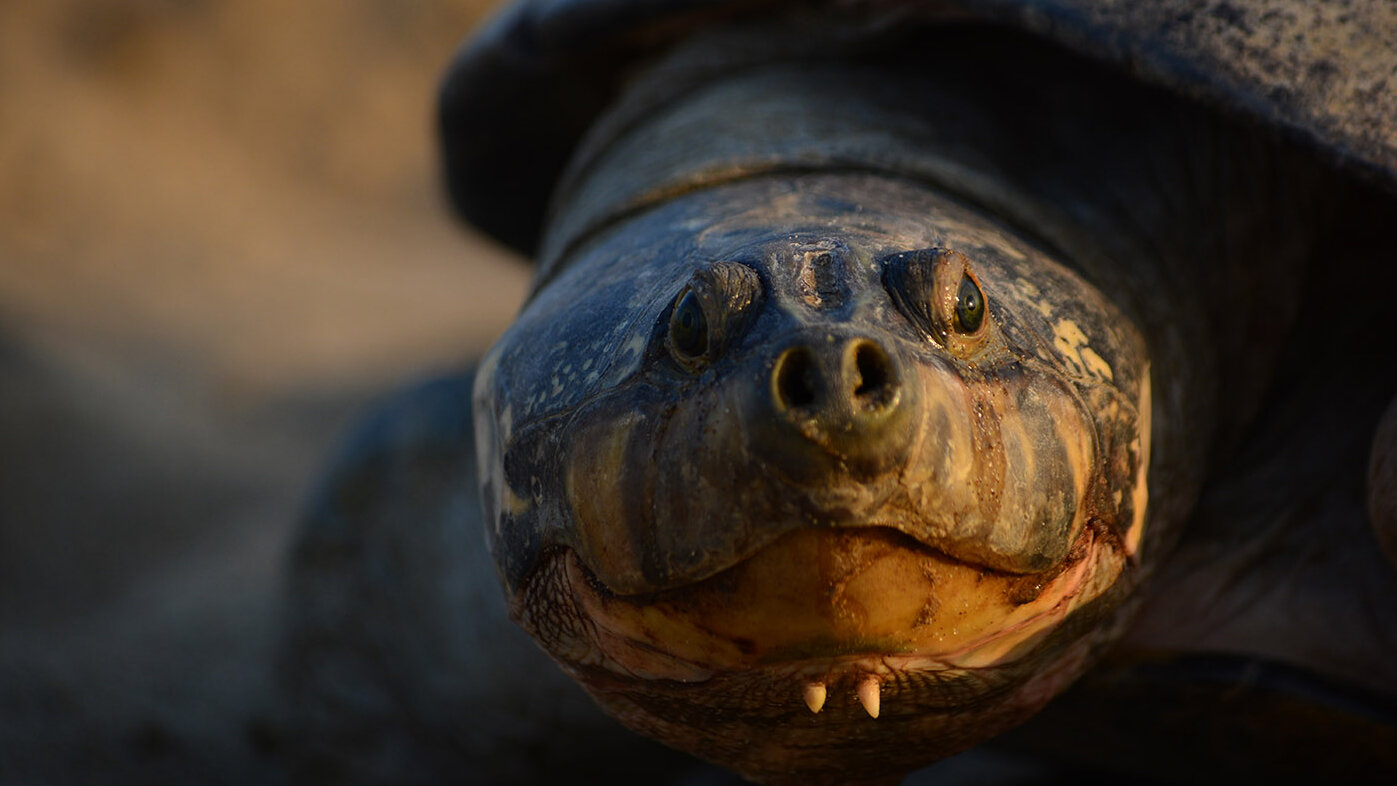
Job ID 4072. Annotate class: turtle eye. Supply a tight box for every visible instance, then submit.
[664,261,762,372]
[669,289,709,358]
[882,247,996,354]
[954,274,986,333]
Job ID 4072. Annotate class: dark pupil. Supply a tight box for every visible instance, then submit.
[955,275,985,333]
[672,291,709,356]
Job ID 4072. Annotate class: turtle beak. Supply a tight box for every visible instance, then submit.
[755,333,917,482]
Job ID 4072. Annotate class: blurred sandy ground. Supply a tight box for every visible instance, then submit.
[0,0,525,781]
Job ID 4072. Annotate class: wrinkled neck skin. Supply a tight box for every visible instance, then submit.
[475,22,1322,786]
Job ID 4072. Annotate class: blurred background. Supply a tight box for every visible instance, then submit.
[0,0,526,781]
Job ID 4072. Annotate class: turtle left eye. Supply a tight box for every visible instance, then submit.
[664,261,762,371]
[669,289,709,358]
[954,274,986,333]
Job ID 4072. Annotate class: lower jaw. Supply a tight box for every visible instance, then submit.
[515,525,1129,784]
[565,633,1102,786]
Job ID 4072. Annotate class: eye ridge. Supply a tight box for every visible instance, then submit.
[879,249,940,343]
[954,274,986,334]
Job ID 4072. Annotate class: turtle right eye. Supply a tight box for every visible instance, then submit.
[669,289,709,358]
[954,274,986,333]
[882,247,996,355]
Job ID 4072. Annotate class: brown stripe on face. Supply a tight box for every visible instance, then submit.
[891,358,1094,575]
[564,406,658,595]
[990,365,1095,570]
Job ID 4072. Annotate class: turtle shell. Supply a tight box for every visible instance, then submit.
[440,0,1397,256]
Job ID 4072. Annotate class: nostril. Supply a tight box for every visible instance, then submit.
[851,340,897,409]
[774,346,818,411]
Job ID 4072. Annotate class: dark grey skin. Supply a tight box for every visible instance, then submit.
[285,16,1397,785]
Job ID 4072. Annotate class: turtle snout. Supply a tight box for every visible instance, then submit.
[772,338,900,421]
[762,336,913,477]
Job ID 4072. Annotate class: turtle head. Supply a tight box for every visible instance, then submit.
[474,174,1150,783]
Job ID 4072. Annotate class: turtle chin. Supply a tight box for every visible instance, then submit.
[511,520,1133,786]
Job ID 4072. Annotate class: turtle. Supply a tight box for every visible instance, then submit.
[284,1,1397,784]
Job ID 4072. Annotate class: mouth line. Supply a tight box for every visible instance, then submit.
[545,522,1107,688]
